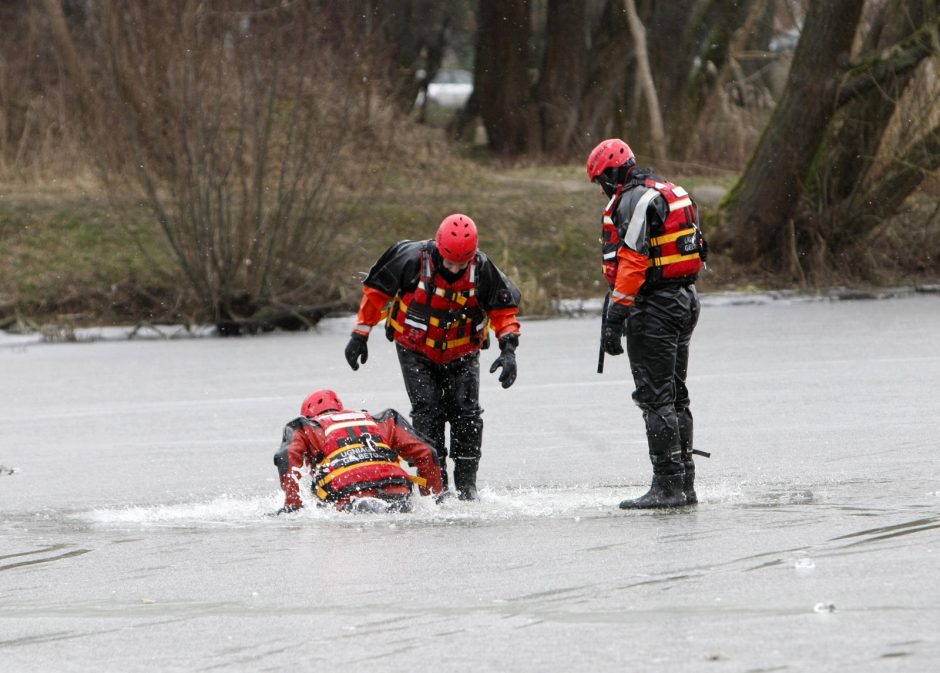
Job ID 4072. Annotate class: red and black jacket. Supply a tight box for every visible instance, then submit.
[352,240,521,365]
[274,408,444,510]
[603,169,707,310]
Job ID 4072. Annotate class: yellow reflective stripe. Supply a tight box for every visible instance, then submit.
[387,316,405,333]
[321,440,391,463]
[317,460,394,487]
[648,252,700,267]
[323,420,377,436]
[427,334,472,349]
[650,227,696,247]
[395,457,427,487]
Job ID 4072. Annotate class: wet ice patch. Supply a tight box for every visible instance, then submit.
[79,493,282,526]
[76,484,631,528]
[794,557,816,573]
[73,480,836,528]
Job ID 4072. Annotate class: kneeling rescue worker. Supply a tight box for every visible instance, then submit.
[344,214,522,501]
[273,389,444,514]
[587,138,709,509]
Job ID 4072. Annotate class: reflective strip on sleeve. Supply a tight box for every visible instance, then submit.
[623,188,659,251]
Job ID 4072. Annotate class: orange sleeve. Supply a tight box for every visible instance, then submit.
[612,246,648,307]
[489,307,520,339]
[382,418,444,496]
[353,287,393,337]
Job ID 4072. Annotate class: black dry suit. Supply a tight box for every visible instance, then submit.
[612,168,705,507]
[363,240,521,498]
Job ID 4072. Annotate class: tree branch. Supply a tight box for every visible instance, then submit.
[837,17,940,107]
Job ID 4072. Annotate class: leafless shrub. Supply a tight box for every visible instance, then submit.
[43,1,407,327]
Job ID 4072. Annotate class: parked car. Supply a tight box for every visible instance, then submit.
[415,68,473,108]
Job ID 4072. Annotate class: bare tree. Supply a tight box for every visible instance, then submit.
[717,0,866,274]
[44,0,399,329]
[718,0,940,281]
[623,0,665,164]
[533,0,589,155]
[471,0,534,155]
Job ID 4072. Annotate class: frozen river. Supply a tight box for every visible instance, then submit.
[2,293,939,672]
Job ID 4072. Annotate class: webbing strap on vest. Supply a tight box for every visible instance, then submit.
[648,252,701,268]
[321,440,392,464]
[316,460,396,500]
[650,227,696,247]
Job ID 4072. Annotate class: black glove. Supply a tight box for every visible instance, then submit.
[344,333,368,370]
[489,333,518,389]
[602,303,630,356]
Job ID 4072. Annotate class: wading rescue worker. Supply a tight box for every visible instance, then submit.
[587,138,707,509]
[273,389,445,514]
[344,213,522,501]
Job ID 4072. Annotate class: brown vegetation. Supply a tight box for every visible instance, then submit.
[1,0,939,332]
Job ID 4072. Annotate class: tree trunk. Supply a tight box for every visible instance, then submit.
[840,121,940,247]
[811,0,931,211]
[623,0,666,165]
[534,0,588,156]
[720,0,865,268]
[662,0,755,160]
[576,0,632,147]
[474,0,533,155]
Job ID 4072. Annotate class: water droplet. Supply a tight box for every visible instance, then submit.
[795,558,815,572]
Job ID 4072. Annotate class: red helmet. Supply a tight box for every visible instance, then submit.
[435,213,478,264]
[586,138,636,182]
[300,389,342,417]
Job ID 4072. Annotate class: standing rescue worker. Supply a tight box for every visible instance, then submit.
[344,214,522,501]
[273,389,445,514]
[587,139,707,509]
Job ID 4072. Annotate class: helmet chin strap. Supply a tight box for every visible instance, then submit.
[601,179,624,199]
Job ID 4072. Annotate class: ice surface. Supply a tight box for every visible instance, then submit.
[2,294,939,672]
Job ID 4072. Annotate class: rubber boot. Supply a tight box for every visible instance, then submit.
[453,458,479,501]
[683,460,697,505]
[619,474,687,509]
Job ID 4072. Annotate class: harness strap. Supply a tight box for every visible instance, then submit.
[648,252,701,268]
[650,227,697,247]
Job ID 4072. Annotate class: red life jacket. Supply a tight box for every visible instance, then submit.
[643,179,705,282]
[311,411,419,503]
[386,244,488,365]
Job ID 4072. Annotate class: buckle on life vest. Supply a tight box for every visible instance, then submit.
[404,301,432,331]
